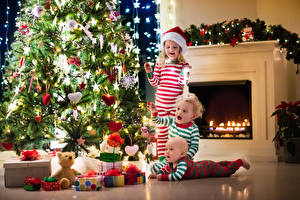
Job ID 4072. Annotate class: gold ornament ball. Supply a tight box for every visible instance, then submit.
[89,129,97,135]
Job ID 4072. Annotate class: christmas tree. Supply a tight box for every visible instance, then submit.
[0,0,151,160]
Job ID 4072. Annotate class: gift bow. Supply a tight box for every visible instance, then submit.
[20,149,40,161]
[81,169,97,178]
[44,177,58,182]
[24,176,41,185]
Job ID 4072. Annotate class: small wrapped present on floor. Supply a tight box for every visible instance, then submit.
[123,163,146,185]
[74,170,103,191]
[103,168,124,187]
[99,161,122,173]
[23,176,41,191]
[41,177,60,191]
[3,152,51,187]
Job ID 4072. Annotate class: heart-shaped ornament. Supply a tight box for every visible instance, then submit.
[68,92,82,104]
[125,144,139,156]
[42,93,51,106]
[108,121,123,132]
[1,142,13,150]
[101,94,115,106]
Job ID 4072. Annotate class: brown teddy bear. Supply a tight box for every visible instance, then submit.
[52,152,79,189]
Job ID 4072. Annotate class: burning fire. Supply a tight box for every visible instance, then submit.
[209,119,250,132]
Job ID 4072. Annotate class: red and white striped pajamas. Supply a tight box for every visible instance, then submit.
[147,61,189,160]
[158,156,244,181]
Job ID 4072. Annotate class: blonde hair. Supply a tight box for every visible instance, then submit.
[158,40,186,67]
[167,136,188,154]
[176,93,205,118]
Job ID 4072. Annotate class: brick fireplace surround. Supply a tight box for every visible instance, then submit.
[185,41,293,161]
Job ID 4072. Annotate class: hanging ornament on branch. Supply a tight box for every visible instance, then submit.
[106,67,117,84]
[78,81,86,90]
[43,84,51,106]
[101,94,115,106]
[31,5,44,18]
[120,74,135,89]
[35,115,42,123]
[77,136,85,146]
[125,144,139,157]
[43,93,51,105]
[108,121,123,133]
[67,92,82,104]
[67,57,81,67]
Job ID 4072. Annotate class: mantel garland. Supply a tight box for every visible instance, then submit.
[184,18,300,64]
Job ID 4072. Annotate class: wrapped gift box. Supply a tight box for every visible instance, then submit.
[3,157,51,187]
[99,152,121,162]
[74,175,103,191]
[124,172,146,185]
[99,161,122,173]
[23,176,41,191]
[103,175,124,187]
[41,179,60,191]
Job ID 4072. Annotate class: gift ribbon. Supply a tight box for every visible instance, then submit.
[44,177,57,182]
[24,176,41,185]
[19,149,40,161]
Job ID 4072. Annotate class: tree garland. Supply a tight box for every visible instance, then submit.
[184,18,300,64]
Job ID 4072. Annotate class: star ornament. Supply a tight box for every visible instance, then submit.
[78,81,86,90]
[77,136,85,146]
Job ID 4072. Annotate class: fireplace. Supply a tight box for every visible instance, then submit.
[184,41,294,161]
[189,80,252,139]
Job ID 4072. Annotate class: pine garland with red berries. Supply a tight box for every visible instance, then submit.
[184,18,300,64]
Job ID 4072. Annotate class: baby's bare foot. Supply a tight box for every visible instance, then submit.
[241,158,250,170]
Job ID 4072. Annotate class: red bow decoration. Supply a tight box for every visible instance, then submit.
[48,150,57,157]
[20,149,40,161]
[43,93,51,105]
[125,163,142,174]
[81,169,97,177]
[200,26,208,36]
[24,176,41,185]
[230,36,239,47]
[1,142,13,150]
[107,133,124,147]
[101,94,115,106]
[106,67,117,84]
[108,121,123,132]
[106,168,120,176]
[18,25,29,35]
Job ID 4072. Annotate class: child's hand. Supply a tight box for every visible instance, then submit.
[157,174,162,181]
[148,174,157,179]
[144,62,152,73]
[147,102,157,114]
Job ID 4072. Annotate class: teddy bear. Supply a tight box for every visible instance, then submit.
[52,152,79,189]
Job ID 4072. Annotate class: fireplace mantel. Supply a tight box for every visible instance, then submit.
[185,41,293,161]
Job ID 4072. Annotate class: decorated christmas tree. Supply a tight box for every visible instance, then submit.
[0,0,151,160]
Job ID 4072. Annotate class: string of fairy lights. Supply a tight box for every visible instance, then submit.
[0,0,22,94]
[121,0,161,65]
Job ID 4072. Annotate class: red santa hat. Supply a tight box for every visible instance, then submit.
[161,26,188,54]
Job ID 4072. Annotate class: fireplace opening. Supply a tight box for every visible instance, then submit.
[189,80,252,139]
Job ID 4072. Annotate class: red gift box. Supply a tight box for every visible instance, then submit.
[42,180,60,191]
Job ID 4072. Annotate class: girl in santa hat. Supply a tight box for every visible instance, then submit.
[144,26,194,166]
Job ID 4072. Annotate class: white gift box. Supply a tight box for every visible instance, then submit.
[99,161,122,173]
[3,157,51,187]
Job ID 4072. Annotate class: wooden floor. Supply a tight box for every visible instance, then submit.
[1,151,300,200]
